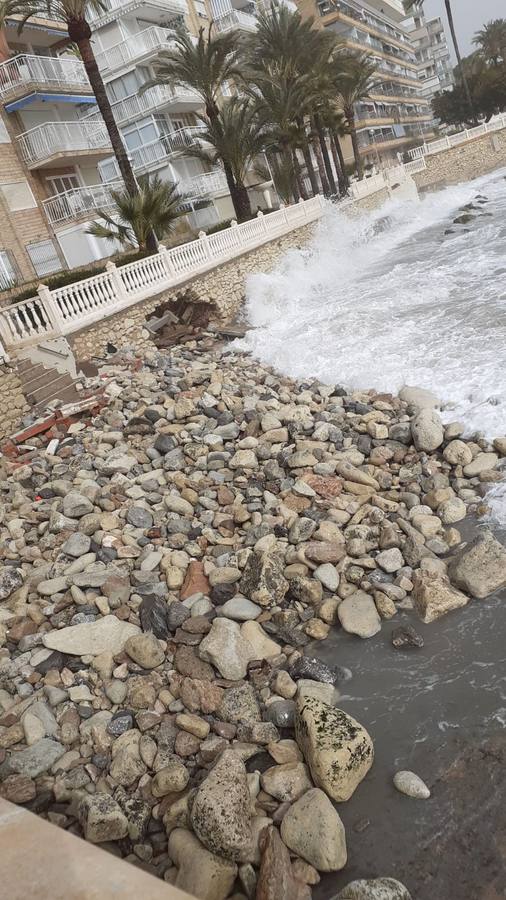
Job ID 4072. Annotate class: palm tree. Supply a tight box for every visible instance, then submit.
[187,98,266,221]
[333,53,377,180]
[405,1,476,123]
[473,19,506,67]
[0,1,139,201]
[87,175,186,253]
[150,24,245,218]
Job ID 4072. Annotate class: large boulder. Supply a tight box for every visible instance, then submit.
[333,877,412,899]
[240,551,289,607]
[411,408,444,452]
[412,571,469,623]
[169,828,237,900]
[190,749,253,861]
[295,696,374,802]
[280,787,347,871]
[447,531,506,599]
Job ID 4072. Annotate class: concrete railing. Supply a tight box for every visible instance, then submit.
[405,113,506,160]
[0,195,327,351]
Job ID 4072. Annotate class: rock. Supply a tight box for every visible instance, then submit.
[191,749,253,861]
[338,592,381,639]
[2,738,65,777]
[166,601,191,632]
[280,788,347,871]
[443,440,473,466]
[260,762,312,802]
[63,491,94,518]
[265,700,295,728]
[43,615,140,656]
[399,385,439,410]
[180,560,210,600]
[411,408,444,452]
[0,566,23,601]
[230,449,258,469]
[376,549,404,573]
[78,793,129,843]
[218,683,261,724]
[240,621,280,660]
[256,825,311,900]
[295,696,374,802]
[393,770,430,799]
[240,552,288,608]
[176,712,210,739]
[0,774,36,803]
[139,595,170,639]
[61,533,91,557]
[297,679,336,705]
[438,497,466,524]
[272,670,297,699]
[314,563,339,592]
[180,677,223,714]
[199,618,253,680]
[447,531,506,599]
[391,625,424,649]
[493,437,506,455]
[126,506,153,529]
[110,731,146,786]
[463,452,498,477]
[124,633,164,669]
[151,759,189,797]
[169,828,238,900]
[221,596,261,621]
[334,877,412,899]
[289,656,337,685]
[412,571,469,623]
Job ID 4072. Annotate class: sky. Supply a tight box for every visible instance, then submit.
[421,0,505,58]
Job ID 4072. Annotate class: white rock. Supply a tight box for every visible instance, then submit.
[393,770,430,799]
[376,548,404,573]
[240,621,280,660]
[220,596,261,621]
[314,563,339,592]
[411,408,444,452]
[43,615,140,656]
[338,591,381,638]
[280,787,347,871]
[199,618,253,680]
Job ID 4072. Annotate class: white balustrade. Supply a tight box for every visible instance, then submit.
[95,26,176,74]
[0,54,91,100]
[405,113,506,161]
[0,194,327,351]
[43,183,120,226]
[17,121,111,166]
[110,84,200,124]
[214,10,259,33]
[87,0,188,26]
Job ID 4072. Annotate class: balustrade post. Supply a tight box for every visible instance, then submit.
[256,210,267,234]
[198,230,212,260]
[158,243,176,281]
[230,219,242,247]
[105,261,128,308]
[37,283,64,336]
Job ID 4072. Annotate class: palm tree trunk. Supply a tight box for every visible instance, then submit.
[292,150,307,200]
[296,117,318,196]
[348,114,363,180]
[329,133,345,196]
[331,130,349,192]
[314,115,337,195]
[445,0,476,124]
[222,160,245,221]
[282,145,298,203]
[312,133,329,195]
[232,182,252,222]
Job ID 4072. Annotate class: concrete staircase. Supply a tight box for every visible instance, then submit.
[17,357,81,415]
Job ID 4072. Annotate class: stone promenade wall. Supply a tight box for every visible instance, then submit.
[413,129,506,191]
[0,363,29,440]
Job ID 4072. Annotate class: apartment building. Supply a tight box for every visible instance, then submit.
[0,14,116,290]
[403,10,454,110]
[297,0,435,166]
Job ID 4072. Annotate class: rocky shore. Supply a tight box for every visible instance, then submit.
[0,334,505,900]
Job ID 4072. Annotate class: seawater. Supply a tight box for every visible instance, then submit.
[238,169,506,521]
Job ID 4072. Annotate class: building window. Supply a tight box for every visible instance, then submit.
[0,180,37,212]
[25,239,62,277]
[194,0,207,17]
[45,174,80,196]
[0,249,19,290]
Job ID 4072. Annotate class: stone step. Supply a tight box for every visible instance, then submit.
[33,384,81,414]
[21,366,59,393]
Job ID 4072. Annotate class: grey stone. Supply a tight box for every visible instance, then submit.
[61,532,91,557]
[63,491,94,518]
[240,551,289,608]
[126,506,153,529]
[191,750,253,862]
[393,770,430,799]
[220,596,261,621]
[3,738,65,777]
[281,788,347,871]
[289,656,338,685]
[199,618,253,680]
[43,615,140,656]
[338,592,381,639]
[333,877,412,899]
[411,408,444,452]
[78,793,129,843]
[447,531,506,599]
[0,566,23,601]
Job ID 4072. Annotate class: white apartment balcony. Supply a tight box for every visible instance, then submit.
[87,0,188,28]
[99,126,206,179]
[94,26,177,77]
[214,10,258,33]
[180,169,229,198]
[42,183,119,227]
[0,54,94,108]
[17,121,112,169]
[108,84,201,124]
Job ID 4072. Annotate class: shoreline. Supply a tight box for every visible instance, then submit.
[0,333,505,900]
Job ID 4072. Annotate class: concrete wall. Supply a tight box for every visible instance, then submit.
[0,361,28,441]
[69,223,317,361]
[413,129,506,191]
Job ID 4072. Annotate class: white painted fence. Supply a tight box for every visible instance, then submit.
[405,113,506,161]
[0,195,326,352]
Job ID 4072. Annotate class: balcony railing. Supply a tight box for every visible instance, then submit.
[99,126,206,180]
[108,84,201,124]
[180,170,229,196]
[87,0,188,26]
[42,183,120,227]
[94,26,176,75]
[17,122,111,167]
[214,10,258,33]
[0,54,91,102]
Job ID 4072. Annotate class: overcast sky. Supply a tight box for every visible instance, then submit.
[421,0,505,58]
